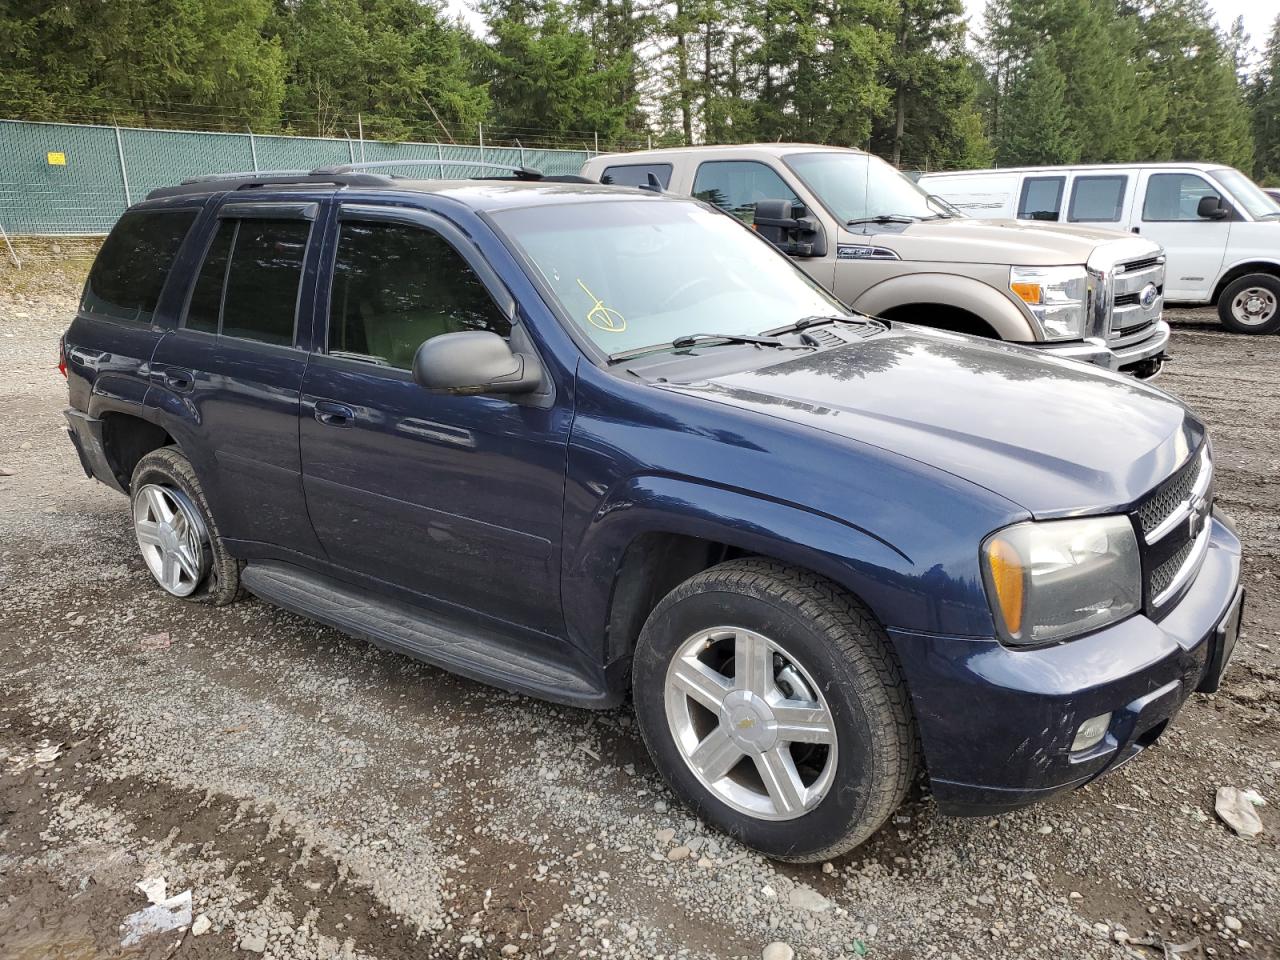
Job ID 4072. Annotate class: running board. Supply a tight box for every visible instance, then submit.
[241,561,615,708]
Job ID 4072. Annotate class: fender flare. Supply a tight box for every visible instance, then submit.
[852,272,1036,342]
[563,473,969,665]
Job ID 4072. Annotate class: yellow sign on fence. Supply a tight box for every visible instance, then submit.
[46,151,66,166]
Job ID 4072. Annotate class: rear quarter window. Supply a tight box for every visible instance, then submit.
[600,163,673,189]
[81,209,198,323]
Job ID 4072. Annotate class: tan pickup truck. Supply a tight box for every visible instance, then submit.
[581,144,1171,378]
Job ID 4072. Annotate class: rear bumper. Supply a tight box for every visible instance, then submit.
[889,514,1242,816]
[64,407,126,493]
[1034,320,1170,380]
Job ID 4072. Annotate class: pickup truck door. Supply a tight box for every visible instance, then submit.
[1130,169,1230,302]
[298,203,570,637]
[148,199,325,558]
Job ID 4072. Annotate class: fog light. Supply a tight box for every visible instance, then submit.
[1072,712,1112,752]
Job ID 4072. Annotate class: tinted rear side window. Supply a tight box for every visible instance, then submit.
[600,163,673,188]
[220,219,311,346]
[1068,175,1128,222]
[1018,176,1064,221]
[185,220,235,334]
[81,209,197,323]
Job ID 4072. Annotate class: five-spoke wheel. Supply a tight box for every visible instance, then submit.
[665,627,837,820]
[133,483,210,596]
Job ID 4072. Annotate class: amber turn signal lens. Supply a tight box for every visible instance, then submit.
[986,537,1025,637]
[1010,281,1043,305]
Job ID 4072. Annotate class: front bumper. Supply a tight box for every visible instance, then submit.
[1033,319,1170,380]
[889,514,1241,816]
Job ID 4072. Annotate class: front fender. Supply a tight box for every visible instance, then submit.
[852,271,1037,342]
[562,473,995,665]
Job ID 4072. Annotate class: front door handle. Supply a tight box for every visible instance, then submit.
[314,400,356,427]
[1131,226,1140,234]
[163,368,195,393]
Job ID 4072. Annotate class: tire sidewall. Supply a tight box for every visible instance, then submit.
[1219,275,1280,335]
[634,582,886,861]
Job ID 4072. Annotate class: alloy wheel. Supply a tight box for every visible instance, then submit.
[663,626,838,821]
[133,483,210,597]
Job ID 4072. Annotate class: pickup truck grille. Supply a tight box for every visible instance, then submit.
[1108,255,1165,338]
[1133,445,1213,614]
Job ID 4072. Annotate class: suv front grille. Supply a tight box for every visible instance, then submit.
[1133,444,1213,613]
[1137,450,1204,537]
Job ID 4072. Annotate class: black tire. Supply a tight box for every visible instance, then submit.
[129,447,242,605]
[632,558,917,862]
[1217,273,1280,334]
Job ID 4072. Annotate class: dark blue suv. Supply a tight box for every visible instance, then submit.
[62,164,1244,861]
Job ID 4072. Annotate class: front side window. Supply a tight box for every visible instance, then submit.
[328,220,511,369]
[692,161,801,225]
[181,217,310,345]
[493,199,850,356]
[601,163,673,189]
[1068,176,1127,222]
[1018,177,1064,221]
[1142,173,1220,221]
[82,209,197,323]
[785,151,954,223]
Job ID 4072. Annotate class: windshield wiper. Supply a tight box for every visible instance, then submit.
[760,314,885,337]
[845,214,919,227]
[608,332,787,363]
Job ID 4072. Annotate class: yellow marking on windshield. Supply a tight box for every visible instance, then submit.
[577,278,627,333]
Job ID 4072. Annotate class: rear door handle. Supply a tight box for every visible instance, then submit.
[1131,227,1140,234]
[163,368,195,393]
[314,400,356,427]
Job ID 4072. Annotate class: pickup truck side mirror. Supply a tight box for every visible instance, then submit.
[1196,195,1231,220]
[413,331,543,396]
[753,198,828,258]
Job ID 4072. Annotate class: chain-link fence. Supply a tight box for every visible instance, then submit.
[0,119,596,237]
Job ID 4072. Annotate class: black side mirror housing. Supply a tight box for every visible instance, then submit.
[752,199,828,258]
[413,331,543,396]
[1197,195,1231,220]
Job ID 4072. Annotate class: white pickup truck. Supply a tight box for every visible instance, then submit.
[918,162,1280,335]
[582,144,1171,378]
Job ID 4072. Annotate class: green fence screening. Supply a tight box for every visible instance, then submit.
[0,120,594,236]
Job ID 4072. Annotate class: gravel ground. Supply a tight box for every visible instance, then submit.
[1,261,1277,960]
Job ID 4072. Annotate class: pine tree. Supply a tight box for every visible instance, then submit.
[1252,14,1280,182]
[996,44,1079,165]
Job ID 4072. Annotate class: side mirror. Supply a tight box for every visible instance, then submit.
[413,331,543,396]
[1197,195,1231,220]
[752,199,828,258]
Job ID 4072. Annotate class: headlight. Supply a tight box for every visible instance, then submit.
[981,516,1141,645]
[1010,265,1089,341]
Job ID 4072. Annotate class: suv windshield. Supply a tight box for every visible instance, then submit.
[785,151,958,225]
[492,199,853,356]
[1213,167,1280,219]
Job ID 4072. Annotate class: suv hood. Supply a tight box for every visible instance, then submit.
[663,326,1202,516]
[852,218,1144,266]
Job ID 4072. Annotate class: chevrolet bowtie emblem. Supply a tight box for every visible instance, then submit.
[737,717,756,730]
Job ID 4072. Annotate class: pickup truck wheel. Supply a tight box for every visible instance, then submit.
[632,558,917,862]
[1218,274,1280,334]
[129,447,241,605]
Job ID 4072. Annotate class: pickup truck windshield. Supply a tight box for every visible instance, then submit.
[1213,167,1280,219]
[786,151,954,225]
[492,199,852,356]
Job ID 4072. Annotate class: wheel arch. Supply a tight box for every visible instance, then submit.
[850,273,1035,342]
[566,475,928,686]
[1211,260,1280,304]
[96,410,176,493]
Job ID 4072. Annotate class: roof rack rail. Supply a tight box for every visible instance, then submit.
[311,159,545,180]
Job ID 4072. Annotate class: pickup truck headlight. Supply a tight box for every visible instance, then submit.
[981,516,1141,645]
[1010,265,1089,341]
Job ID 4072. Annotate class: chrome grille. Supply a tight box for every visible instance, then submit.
[1109,255,1165,336]
[1138,450,1205,537]
[1150,536,1197,598]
